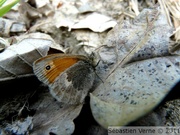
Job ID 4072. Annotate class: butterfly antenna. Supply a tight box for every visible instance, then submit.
[94,60,104,83]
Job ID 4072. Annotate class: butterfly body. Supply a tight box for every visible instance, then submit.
[33,54,95,104]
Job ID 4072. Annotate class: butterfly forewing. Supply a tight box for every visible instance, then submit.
[33,54,95,104]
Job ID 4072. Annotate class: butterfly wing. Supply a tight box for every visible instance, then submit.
[33,54,82,85]
[33,54,95,104]
[51,60,95,104]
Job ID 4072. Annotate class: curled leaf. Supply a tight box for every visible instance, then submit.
[0,38,51,82]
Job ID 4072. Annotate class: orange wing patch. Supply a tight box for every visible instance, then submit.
[44,57,80,83]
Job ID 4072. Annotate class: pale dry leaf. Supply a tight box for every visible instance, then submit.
[34,0,50,8]
[58,1,79,15]
[31,90,83,135]
[90,7,179,128]
[0,18,26,37]
[99,6,173,79]
[29,18,60,34]
[4,116,33,134]
[53,10,116,33]
[78,2,95,13]
[91,56,180,128]
[3,10,20,21]
[75,0,126,19]
[53,11,75,29]
[18,1,41,18]
[34,0,54,17]
[37,4,54,16]
[0,38,51,82]
[0,37,9,52]
[67,30,106,56]
[18,2,42,27]
[158,0,172,26]
[14,32,64,51]
[43,0,78,27]
[131,99,180,126]
[3,1,28,21]
[71,12,117,32]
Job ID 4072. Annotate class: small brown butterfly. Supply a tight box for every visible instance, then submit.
[33,54,95,104]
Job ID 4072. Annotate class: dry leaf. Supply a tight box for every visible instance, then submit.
[71,12,117,32]
[1,1,179,134]
[98,6,174,79]
[18,2,42,27]
[0,37,51,82]
[34,0,50,8]
[53,11,117,32]
[37,4,54,16]
[67,30,106,56]
[91,56,180,128]
[131,99,180,126]
[31,89,83,135]
[14,32,64,51]
[3,116,33,134]
[90,7,179,129]
[0,37,9,52]
[0,18,26,37]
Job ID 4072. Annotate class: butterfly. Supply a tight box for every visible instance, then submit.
[33,54,95,104]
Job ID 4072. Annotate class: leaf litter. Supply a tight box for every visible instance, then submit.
[0,0,180,135]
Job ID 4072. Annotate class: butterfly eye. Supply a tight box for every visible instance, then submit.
[45,65,51,70]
